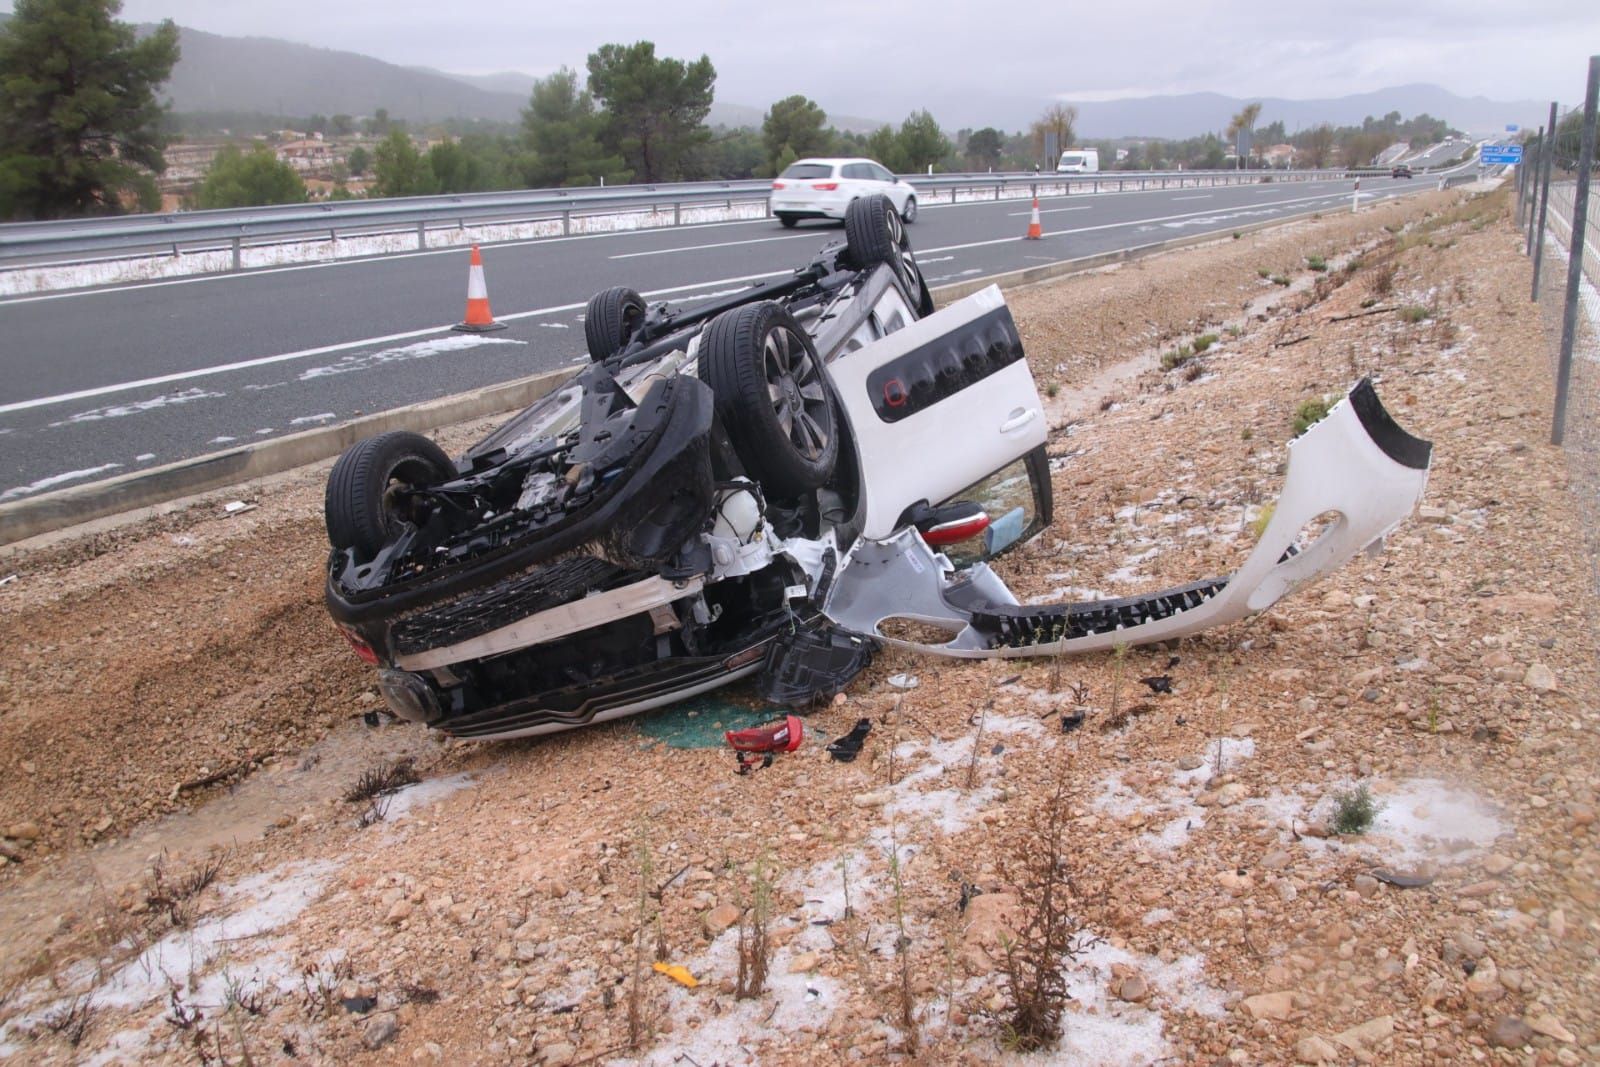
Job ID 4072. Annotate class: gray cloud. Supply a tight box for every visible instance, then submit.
[65,2,1600,126]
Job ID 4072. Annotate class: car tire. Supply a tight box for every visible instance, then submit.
[325,431,455,561]
[845,194,932,317]
[777,213,798,229]
[699,301,838,498]
[900,196,918,223]
[583,286,647,362]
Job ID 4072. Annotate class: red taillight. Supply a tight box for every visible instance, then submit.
[336,624,380,665]
[922,513,991,547]
[772,180,785,190]
[812,182,839,191]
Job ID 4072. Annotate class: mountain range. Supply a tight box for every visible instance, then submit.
[0,14,1545,139]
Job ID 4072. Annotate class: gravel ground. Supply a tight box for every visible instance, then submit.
[3,185,1596,1066]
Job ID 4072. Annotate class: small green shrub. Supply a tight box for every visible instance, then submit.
[1232,231,1242,240]
[1160,343,1195,371]
[1331,784,1380,835]
[1240,426,1253,441]
[1399,305,1431,324]
[1292,396,1332,437]
[1045,381,1060,398]
[1270,274,1291,287]
[1305,254,1328,272]
[1257,267,1271,279]
[1192,332,1219,353]
[1249,502,1275,540]
[1360,297,1378,308]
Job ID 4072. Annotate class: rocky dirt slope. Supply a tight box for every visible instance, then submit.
[3,186,1596,1066]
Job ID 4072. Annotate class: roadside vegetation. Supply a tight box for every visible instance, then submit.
[0,0,1467,219]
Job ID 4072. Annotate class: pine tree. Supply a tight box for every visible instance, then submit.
[190,144,307,209]
[586,41,715,183]
[0,0,180,219]
[761,95,831,176]
[371,130,436,198]
[520,68,628,188]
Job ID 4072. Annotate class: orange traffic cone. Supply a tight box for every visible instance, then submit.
[453,245,507,333]
[1024,197,1043,240]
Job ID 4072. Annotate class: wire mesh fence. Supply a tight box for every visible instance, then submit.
[1522,55,1600,572]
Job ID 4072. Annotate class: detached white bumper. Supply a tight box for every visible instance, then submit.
[823,378,1432,656]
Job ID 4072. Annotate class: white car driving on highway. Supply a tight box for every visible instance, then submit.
[770,157,920,228]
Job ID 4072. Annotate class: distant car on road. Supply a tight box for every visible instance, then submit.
[1391,164,1413,179]
[1056,149,1100,173]
[770,158,919,228]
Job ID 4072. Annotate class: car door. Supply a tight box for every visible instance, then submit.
[866,162,907,214]
[826,284,1047,541]
[841,162,873,201]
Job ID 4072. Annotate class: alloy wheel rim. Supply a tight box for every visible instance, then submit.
[763,326,830,459]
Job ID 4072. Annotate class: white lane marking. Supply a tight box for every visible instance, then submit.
[299,335,526,381]
[912,186,1409,259]
[0,179,1365,307]
[917,256,955,263]
[0,215,787,307]
[1171,194,1212,201]
[1,463,123,502]
[1003,205,1093,217]
[0,269,790,415]
[609,232,818,260]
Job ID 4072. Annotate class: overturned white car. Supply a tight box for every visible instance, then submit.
[322,196,1432,740]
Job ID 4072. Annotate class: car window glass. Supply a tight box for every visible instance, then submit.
[937,452,1049,567]
[870,164,894,182]
[780,163,835,180]
[841,163,869,180]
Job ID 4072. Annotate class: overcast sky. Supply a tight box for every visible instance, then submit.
[20,1,1600,126]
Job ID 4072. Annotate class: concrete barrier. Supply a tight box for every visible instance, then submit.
[0,194,1441,548]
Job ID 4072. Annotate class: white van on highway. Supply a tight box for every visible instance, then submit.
[1056,149,1100,173]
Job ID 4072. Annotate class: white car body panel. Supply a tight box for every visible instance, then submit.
[823,381,1430,657]
[827,285,1047,539]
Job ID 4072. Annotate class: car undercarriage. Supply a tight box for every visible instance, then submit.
[321,195,1433,741]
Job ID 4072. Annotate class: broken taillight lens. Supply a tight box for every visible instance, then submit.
[922,513,991,547]
[336,624,380,665]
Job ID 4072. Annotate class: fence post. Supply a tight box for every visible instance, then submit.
[1532,103,1559,298]
[1526,122,1546,255]
[1551,55,1600,446]
[417,221,426,250]
[230,236,241,272]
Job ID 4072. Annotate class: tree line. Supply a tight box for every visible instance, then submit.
[0,0,1471,220]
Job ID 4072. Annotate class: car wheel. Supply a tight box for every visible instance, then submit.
[900,196,918,223]
[583,286,647,362]
[845,194,932,316]
[326,431,455,561]
[777,213,798,229]
[699,301,838,498]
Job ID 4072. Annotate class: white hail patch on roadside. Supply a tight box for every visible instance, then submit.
[48,387,225,427]
[298,335,527,380]
[135,453,156,462]
[0,462,122,501]
[1329,778,1505,865]
[630,884,846,1067]
[289,412,336,425]
[207,436,236,444]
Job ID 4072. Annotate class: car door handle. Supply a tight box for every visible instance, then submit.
[999,408,1038,433]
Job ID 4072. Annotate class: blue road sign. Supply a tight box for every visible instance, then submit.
[1506,124,1520,133]
[1480,145,1524,165]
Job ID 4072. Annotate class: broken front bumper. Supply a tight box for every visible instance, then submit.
[822,378,1432,656]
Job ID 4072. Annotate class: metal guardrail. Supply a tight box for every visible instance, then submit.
[0,167,1410,271]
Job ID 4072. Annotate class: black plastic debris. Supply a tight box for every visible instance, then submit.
[758,624,877,707]
[341,996,376,1014]
[1140,675,1173,695]
[957,882,980,912]
[826,718,872,762]
[1060,710,1085,733]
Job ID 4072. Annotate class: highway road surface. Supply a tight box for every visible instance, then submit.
[0,172,1439,500]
